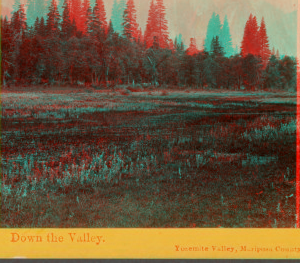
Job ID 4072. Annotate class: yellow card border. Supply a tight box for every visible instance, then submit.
[1,0,300,260]
[2,229,300,259]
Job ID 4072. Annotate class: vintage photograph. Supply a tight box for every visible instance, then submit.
[1,0,297,228]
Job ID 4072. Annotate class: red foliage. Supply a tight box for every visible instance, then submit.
[144,0,158,48]
[123,0,139,41]
[187,38,199,56]
[241,14,271,66]
[81,0,92,35]
[241,14,259,57]
[94,0,108,33]
[144,0,169,49]
[69,0,82,30]
[156,0,169,49]
[258,17,271,68]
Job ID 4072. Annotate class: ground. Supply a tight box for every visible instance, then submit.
[1,86,297,227]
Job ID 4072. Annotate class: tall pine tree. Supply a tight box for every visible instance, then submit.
[82,0,92,35]
[144,0,158,48]
[10,4,27,81]
[46,0,61,37]
[204,12,222,52]
[89,1,104,37]
[94,0,108,33]
[250,15,259,55]
[61,0,73,39]
[156,0,169,49]
[258,17,271,68]
[241,14,260,57]
[123,0,139,41]
[241,14,252,57]
[118,0,126,35]
[11,3,27,36]
[220,15,234,57]
[69,0,82,32]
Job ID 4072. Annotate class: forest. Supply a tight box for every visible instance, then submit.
[1,0,297,90]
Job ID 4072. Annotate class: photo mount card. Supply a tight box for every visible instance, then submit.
[0,0,299,259]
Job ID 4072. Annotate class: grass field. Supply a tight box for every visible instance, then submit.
[1,86,297,227]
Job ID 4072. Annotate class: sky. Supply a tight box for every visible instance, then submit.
[1,0,298,56]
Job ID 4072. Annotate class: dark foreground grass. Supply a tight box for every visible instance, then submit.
[2,167,295,228]
[1,88,296,227]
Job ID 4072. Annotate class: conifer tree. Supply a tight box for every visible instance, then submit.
[177,34,183,46]
[156,0,169,49]
[187,38,199,56]
[220,15,234,57]
[45,0,53,17]
[77,1,86,34]
[69,0,82,32]
[204,12,222,52]
[61,0,73,39]
[250,15,259,55]
[38,17,47,37]
[46,0,61,37]
[211,36,224,57]
[10,4,27,81]
[241,15,252,57]
[11,4,27,36]
[118,0,127,34]
[33,17,40,36]
[241,14,259,57]
[1,16,13,82]
[123,0,139,41]
[89,3,103,37]
[94,0,108,33]
[82,0,92,35]
[258,17,271,68]
[215,14,222,35]
[11,0,21,16]
[111,0,121,33]
[144,0,158,48]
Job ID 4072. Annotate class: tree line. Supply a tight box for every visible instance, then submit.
[1,0,297,90]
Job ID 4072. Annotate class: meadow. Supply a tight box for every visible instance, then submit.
[1,86,297,227]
